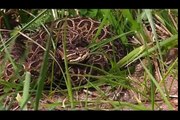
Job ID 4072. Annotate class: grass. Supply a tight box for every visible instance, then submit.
[61,16,74,108]
[0,9,178,110]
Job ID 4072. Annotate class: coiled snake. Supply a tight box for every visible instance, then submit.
[0,17,125,89]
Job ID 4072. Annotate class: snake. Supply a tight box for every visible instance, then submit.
[0,16,126,90]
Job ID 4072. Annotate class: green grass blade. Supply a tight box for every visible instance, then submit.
[0,33,19,78]
[92,9,110,43]
[0,9,48,51]
[51,9,59,20]
[34,28,51,110]
[62,17,74,108]
[118,34,177,68]
[89,31,134,52]
[117,44,146,68]
[145,9,165,73]
[141,60,174,110]
[110,101,150,110]
[20,71,31,110]
[122,9,139,31]
[159,58,178,97]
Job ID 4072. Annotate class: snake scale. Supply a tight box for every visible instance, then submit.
[0,17,126,90]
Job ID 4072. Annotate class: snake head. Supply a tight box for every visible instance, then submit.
[59,47,90,63]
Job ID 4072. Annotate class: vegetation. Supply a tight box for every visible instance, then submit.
[0,9,178,110]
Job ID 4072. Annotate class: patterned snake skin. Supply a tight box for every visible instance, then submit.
[0,17,125,89]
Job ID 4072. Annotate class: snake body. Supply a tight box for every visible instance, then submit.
[0,17,125,88]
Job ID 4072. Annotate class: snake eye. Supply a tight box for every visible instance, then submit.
[76,52,79,55]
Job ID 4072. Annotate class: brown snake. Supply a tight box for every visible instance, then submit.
[0,17,126,90]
